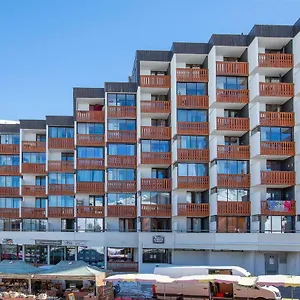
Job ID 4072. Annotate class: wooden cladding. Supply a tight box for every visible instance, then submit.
[177,203,209,217]
[22,185,46,197]
[260,142,295,156]
[141,204,172,217]
[107,180,136,193]
[261,200,296,216]
[141,178,172,191]
[177,176,209,190]
[48,161,74,173]
[0,187,19,197]
[21,208,46,219]
[177,122,209,135]
[76,182,105,194]
[107,205,137,218]
[217,117,249,131]
[176,68,208,82]
[259,82,294,97]
[22,163,46,174]
[140,100,171,114]
[140,126,171,140]
[177,149,209,162]
[177,95,209,109]
[77,134,105,146]
[260,111,294,127]
[76,206,104,218]
[261,171,295,186]
[216,89,249,103]
[216,61,248,76]
[76,158,105,170]
[76,111,105,123]
[217,145,250,160]
[217,201,251,216]
[0,208,19,218]
[48,138,74,149]
[258,53,293,68]
[0,144,19,154]
[48,207,74,218]
[22,141,46,152]
[217,174,250,188]
[107,155,136,168]
[107,106,136,118]
[107,262,138,273]
[107,130,136,143]
[140,75,171,88]
[48,184,74,195]
[0,165,20,176]
[141,152,171,165]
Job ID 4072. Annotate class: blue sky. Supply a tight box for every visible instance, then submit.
[1,0,300,120]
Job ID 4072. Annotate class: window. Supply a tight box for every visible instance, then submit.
[186,192,207,204]
[35,198,46,208]
[22,219,46,231]
[77,170,104,182]
[108,144,135,156]
[48,127,74,138]
[0,219,21,231]
[151,119,168,127]
[261,127,293,142]
[151,71,167,75]
[77,218,104,232]
[0,244,22,260]
[177,83,207,95]
[48,173,74,184]
[108,119,136,131]
[265,77,281,83]
[62,153,74,161]
[141,192,170,205]
[24,246,47,265]
[142,249,172,264]
[217,216,250,233]
[0,134,19,144]
[141,140,170,152]
[187,218,209,232]
[217,160,248,174]
[266,104,282,112]
[0,176,20,187]
[107,193,136,205]
[89,196,104,206]
[266,160,282,171]
[61,219,75,232]
[224,109,240,118]
[0,155,19,166]
[35,176,46,186]
[217,189,249,202]
[151,95,168,101]
[216,76,248,90]
[77,147,103,158]
[107,248,134,262]
[77,123,104,134]
[178,136,207,149]
[107,94,136,106]
[141,218,172,232]
[107,169,135,181]
[119,219,136,232]
[260,216,295,233]
[22,153,46,164]
[224,137,240,146]
[152,168,169,179]
[77,246,105,268]
[177,109,208,122]
[0,198,20,208]
[178,163,208,176]
[48,196,74,207]
[36,134,46,142]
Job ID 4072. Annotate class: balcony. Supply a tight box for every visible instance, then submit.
[217,145,250,160]
[260,111,294,127]
[0,187,19,197]
[140,101,171,114]
[261,200,296,216]
[141,204,172,217]
[107,156,136,168]
[0,208,19,218]
[258,53,293,69]
[177,149,209,162]
[140,75,171,88]
[217,174,250,188]
[141,152,171,165]
[176,68,208,82]
[177,176,209,190]
[177,95,209,109]
[48,138,74,149]
[107,180,137,193]
[48,207,74,218]
[0,144,19,154]
[107,262,138,273]
[177,122,209,136]
[107,206,137,218]
[22,141,46,152]
[217,201,251,216]
[141,178,172,191]
[76,111,105,123]
[140,126,171,140]
[77,134,105,147]
[76,182,105,194]
[216,61,248,76]
[260,142,295,157]
[0,166,20,176]
[216,117,249,132]
[22,185,46,197]
[76,206,104,218]
[48,184,74,195]
[76,158,105,170]
[261,171,295,186]
[177,203,209,217]
[22,163,46,174]
[48,161,74,173]
[259,83,294,98]
[21,208,46,219]
[107,106,136,119]
[216,89,249,104]
[107,130,136,143]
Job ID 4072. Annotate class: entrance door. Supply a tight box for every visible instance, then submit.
[265,254,279,275]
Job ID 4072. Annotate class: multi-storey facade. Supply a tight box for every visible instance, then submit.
[1,20,300,275]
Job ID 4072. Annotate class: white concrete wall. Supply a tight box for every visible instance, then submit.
[250,132,261,158]
[248,38,259,74]
[171,54,177,134]
[249,73,260,102]
[294,32,300,68]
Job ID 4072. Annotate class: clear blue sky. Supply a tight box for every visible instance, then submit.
[1,0,300,120]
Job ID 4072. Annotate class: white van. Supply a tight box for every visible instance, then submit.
[153,266,281,300]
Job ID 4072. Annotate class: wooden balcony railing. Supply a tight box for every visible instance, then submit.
[140,100,171,114]
[0,187,19,197]
[76,182,105,194]
[260,142,295,156]
[140,75,171,88]
[177,149,209,162]
[22,163,46,174]
[260,111,294,127]
[21,208,46,219]
[107,156,136,168]
[217,145,250,160]
[0,165,20,176]
[141,126,171,140]
[141,178,172,191]
[261,171,295,186]
[107,262,138,273]
[107,180,137,193]
[217,117,249,131]
[177,203,209,217]
[76,206,104,218]
[177,95,209,109]
[176,68,208,82]
[216,61,248,76]
[76,111,105,123]
[107,130,136,143]
[141,152,172,165]
[177,122,209,135]
[216,89,249,103]
[22,141,46,152]
[48,184,74,195]
[22,185,46,197]
[141,204,172,217]
[259,82,294,97]
[177,176,209,190]
[48,138,74,149]
[261,200,296,216]
[107,106,136,118]
[0,144,19,154]
[258,53,294,68]
[77,134,105,146]
[0,208,19,218]
[48,207,74,218]
[48,161,74,173]
[107,205,137,218]
[217,201,251,216]
[76,158,105,170]
[217,174,250,188]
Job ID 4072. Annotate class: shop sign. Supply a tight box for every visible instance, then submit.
[153,235,165,244]
[35,240,62,246]
[62,240,87,247]
[2,239,13,245]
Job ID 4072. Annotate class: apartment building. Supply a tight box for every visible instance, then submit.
[1,20,300,275]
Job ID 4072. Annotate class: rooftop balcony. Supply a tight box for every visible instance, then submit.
[48,207,74,218]
[260,111,294,127]
[107,180,136,193]
[258,53,293,69]
[216,61,248,76]
[217,201,251,216]
[107,155,137,168]
[76,110,105,123]
[259,82,294,98]
[177,203,209,217]
[76,134,105,147]
[22,163,46,174]
[177,176,209,190]
[177,122,209,136]
[261,200,295,216]
[107,106,136,119]
[107,130,136,143]
[0,165,20,176]
[140,126,171,140]
[140,100,171,114]
[0,187,19,197]
[217,145,250,160]
[216,117,249,133]
[177,149,209,162]
[141,178,172,192]
[260,171,295,187]
[107,206,137,218]
[76,182,105,194]
[22,185,46,197]
[140,75,171,88]
[21,208,46,219]
[217,174,250,188]
[48,161,74,173]
[141,152,171,165]
[48,138,74,150]
[48,184,74,195]
[0,208,19,218]
[176,68,208,82]
[22,141,46,152]
[0,144,19,155]
[141,204,172,217]
[260,142,295,157]
[76,158,105,170]
[76,206,104,218]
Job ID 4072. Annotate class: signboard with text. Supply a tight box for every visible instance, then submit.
[153,235,165,244]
